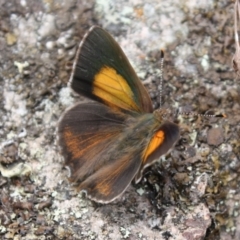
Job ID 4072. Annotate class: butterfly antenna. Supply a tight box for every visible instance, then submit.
[176,111,227,119]
[159,49,164,108]
[157,51,226,119]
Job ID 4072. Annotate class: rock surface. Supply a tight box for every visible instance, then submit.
[0,0,239,239]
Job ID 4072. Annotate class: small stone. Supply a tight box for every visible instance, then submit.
[207,127,224,146]
[0,162,31,178]
[136,188,145,196]
[46,41,55,49]
[199,145,210,157]
[174,172,190,185]
[5,33,17,45]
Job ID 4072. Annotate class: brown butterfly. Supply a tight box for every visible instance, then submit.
[58,26,180,203]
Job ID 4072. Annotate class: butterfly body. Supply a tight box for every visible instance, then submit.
[58,26,180,203]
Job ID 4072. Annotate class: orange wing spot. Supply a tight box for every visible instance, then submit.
[93,154,131,196]
[63,127,84,160]
[143,130,165,163]
[94,181,111,196]
[63,127,111,160]
[93,66,140,111]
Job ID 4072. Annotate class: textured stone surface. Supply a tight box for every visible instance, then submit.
[0,0,239,239]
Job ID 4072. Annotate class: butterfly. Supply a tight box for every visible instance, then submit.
[57,26,180,203]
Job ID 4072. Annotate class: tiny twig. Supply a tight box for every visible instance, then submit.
[232,0,240,75]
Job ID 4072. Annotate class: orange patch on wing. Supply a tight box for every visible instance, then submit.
[93,154,131,196]
[94,180,112,196]
[93,66,140,111]
[143,130,165,163]
[63,127,112,160]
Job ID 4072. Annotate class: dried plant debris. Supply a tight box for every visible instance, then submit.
[0,142,19,164]
[0,0,239,239]
[232,0,240,76]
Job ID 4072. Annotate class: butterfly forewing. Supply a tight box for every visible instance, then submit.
[70,26,153,113]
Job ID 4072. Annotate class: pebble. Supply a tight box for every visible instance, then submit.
[207,127,224,146]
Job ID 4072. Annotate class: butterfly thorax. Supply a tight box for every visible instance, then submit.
[111,112,164,158]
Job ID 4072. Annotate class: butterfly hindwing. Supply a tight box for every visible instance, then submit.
[58,102,125,181]
[58,102,143,203]
[135,121,180,183]
[70,26,153,113]
[79,149,142,203]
